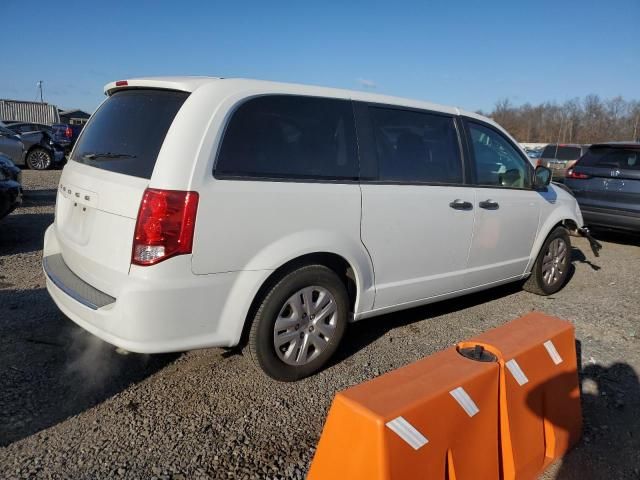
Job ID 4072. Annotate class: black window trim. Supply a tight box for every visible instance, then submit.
[212,93,361,184]
[354,100,469,187]
[462,117,536,191]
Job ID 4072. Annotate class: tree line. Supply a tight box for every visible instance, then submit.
[479,95,640,144]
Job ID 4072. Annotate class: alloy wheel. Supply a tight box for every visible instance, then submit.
[542,238,568,286]
[28,150,51,170]
[273,286,338,366]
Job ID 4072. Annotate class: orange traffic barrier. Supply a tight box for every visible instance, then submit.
[460,312,582,479]
[309,312,581,480]
[307,347,501,480]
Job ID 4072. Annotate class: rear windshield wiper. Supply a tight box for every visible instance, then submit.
[81,152,137,160]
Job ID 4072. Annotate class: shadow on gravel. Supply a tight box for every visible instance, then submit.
[0,287,180,446]
[571,248,601,271]
[0,211,53,256]
[529,344,640,479]
[334,245,595,366]
[22,189,58,208]
[333,280,525,365]
[591,229,640,247]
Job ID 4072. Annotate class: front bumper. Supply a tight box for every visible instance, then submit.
[0,180,22,218]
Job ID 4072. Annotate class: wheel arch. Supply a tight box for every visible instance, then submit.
[526,208,581,274]
[234,249,373,348]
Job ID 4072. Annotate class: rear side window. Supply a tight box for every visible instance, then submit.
[541,145,582,160]
[579,147,640,170]
[215,95,358,180]
[368,107,462,183]
[72,89,189,179]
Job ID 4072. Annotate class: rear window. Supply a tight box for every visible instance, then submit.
[215,95,358,180]
[579,147,640,170]
[541,145,582,161]
[71,89,189,179]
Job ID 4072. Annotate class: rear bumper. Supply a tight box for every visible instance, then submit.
[43,225,268,353]
[44,254,116,309]
[580,206,640,232]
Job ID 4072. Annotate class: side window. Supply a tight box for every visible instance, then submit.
[368,107,462,183]
[468,122,531,188]
[215,95,358,180]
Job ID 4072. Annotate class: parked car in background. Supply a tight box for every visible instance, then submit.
[51,123,84,154]
[564,142,640,232]
[0,123,25,165]
[3,121,50,134]
[525,148,542,160]
[4,121,82,156]
[539,144,589,180]
[0,121,65,170]
[43,76,591,381]
[0,153,22,220]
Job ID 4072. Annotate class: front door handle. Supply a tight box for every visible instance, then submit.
[449,199,473,211]
[479,199,499,210]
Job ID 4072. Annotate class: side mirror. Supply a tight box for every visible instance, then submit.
[533,166,552,189]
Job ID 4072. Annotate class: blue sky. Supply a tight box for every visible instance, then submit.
[2,0,638,113]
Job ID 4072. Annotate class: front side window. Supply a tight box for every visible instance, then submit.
[368,107,462,183]
[215,95,358,180]
[468,122,531,188]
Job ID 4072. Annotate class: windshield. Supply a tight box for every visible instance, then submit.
[71,89,189,179]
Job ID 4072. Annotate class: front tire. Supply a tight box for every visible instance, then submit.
[247,265,349,381]
[524,226,571,295]
[26,148,52,170]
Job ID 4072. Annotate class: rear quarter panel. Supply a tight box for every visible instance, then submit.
[158,83,375,314]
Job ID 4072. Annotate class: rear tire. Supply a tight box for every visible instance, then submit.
[246,265,349,381]
[523,226,571,295]
[26,148,52,170]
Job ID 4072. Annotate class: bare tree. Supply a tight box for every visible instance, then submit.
[484,95,638,143]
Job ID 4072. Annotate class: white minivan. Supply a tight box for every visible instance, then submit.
[44,77,587,380]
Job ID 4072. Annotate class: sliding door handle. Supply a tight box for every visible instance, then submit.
[479,199,499,210]
[449,199,473,210]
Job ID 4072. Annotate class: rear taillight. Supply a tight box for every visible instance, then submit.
[132,188,199,266]
[65,126,72,138]
[566,169,590,180]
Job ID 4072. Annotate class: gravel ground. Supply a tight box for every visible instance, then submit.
[1,170,639,479]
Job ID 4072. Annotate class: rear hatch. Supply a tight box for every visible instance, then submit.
[568,145,640,213]
[540,145,583,172]
[51,124,72,146]
[54,89,189,296]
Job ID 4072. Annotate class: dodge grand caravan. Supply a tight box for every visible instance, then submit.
[44,77,588,381]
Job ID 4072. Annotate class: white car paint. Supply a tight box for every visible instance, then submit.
[43,76,584,354]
